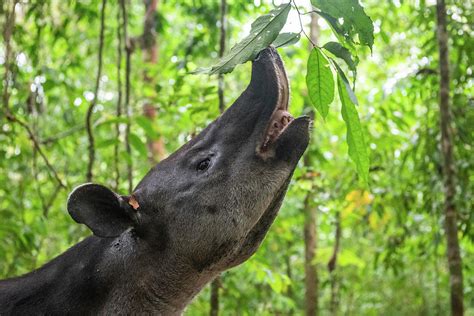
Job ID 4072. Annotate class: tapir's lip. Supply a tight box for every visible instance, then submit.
[254,47,303,155]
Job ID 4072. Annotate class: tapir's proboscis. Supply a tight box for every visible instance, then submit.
[0,47,310,315]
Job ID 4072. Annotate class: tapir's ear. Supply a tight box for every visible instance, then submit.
[67,183,139,238]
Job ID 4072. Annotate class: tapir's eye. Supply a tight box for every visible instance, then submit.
[197,158,211,171]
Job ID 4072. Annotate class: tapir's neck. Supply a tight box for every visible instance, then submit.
[0,232,216,315]
[105,231,217,314]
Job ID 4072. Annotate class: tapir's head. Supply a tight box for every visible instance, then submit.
[68,47,310,272]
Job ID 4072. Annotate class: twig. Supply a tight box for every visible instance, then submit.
[121,0,133,192]
[85,0,107,182]
[43,183,62,217]
[32,147,47,212]
[7,115,67,189]
[114,4,124,191]
[327,211,341,272]
[328,211,341,314]
[300,9,321,16]
[40,124,85,145]
[292,0,317,48]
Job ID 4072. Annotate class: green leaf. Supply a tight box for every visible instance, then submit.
[339,249,365,268]
[317,11,355,53]
[136,116,157,139]
[199,3,291,75]
[337,71,369,184]
[333,60,358,105]
[306,47,335,119]
[95,116,129,127]
[96,138,119,149]
[129,133,148,157]
[311,0,374,50]
[323,41,357,71]
[273,32,301,48]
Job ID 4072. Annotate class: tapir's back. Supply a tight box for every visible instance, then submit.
[0,236,112,315]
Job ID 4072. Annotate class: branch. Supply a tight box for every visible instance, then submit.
[43,183,62,217]
[327,211,341,272]
[292,0,317,48]
[32,147,47,211]
[328,211,341,314]
[7,114,67,189]
[85,0,107,182]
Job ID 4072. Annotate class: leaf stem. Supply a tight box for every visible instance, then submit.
[292,0,317,48]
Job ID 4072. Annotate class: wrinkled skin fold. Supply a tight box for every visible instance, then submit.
[0,47,310,315]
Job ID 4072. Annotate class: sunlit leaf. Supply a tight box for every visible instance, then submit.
[339,249,365,268]
[196,3,291,75]
[136,116,157,139]
[273,32,301,48]
[333,60,358,105]
[129,133,148,157]
[306,47,335,118]
[337,71,369,184]
[323,41,357,71]
[312,0,374,50]
[96,138,119,149]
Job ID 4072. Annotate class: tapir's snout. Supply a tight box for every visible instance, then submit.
[217,46,311,163]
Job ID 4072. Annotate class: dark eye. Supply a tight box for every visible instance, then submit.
[197,158,211,171]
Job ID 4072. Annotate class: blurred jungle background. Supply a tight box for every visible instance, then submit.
[0,0,473,315]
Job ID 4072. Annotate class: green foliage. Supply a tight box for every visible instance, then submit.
[196,0,372,182]
[323,41,357,72]
[197,3,291,75]
[306,47,334,119]
[273,32,301,48]
[305,0,371,182]
[311,0,374,50]
[337,70,368,183]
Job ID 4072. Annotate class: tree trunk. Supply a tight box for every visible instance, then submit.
[303,12,320,316]
[85,0,107,182]
[114,4,124,192]
[142,0,167,163]
[435,1,464,315]
[328,211,341,315]
[120,0,133,192]
[209,276,220,316]
[210,1,227,315]
[303,185,318,316]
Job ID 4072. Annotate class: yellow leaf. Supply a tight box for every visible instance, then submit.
[344,190,373,218]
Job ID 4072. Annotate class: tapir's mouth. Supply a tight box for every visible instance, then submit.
[257,48,296,152]
[261,103,294,150]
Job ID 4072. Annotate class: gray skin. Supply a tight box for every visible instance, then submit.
[0,47,310,315]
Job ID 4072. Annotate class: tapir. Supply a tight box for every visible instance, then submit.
[0,47,310,315]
